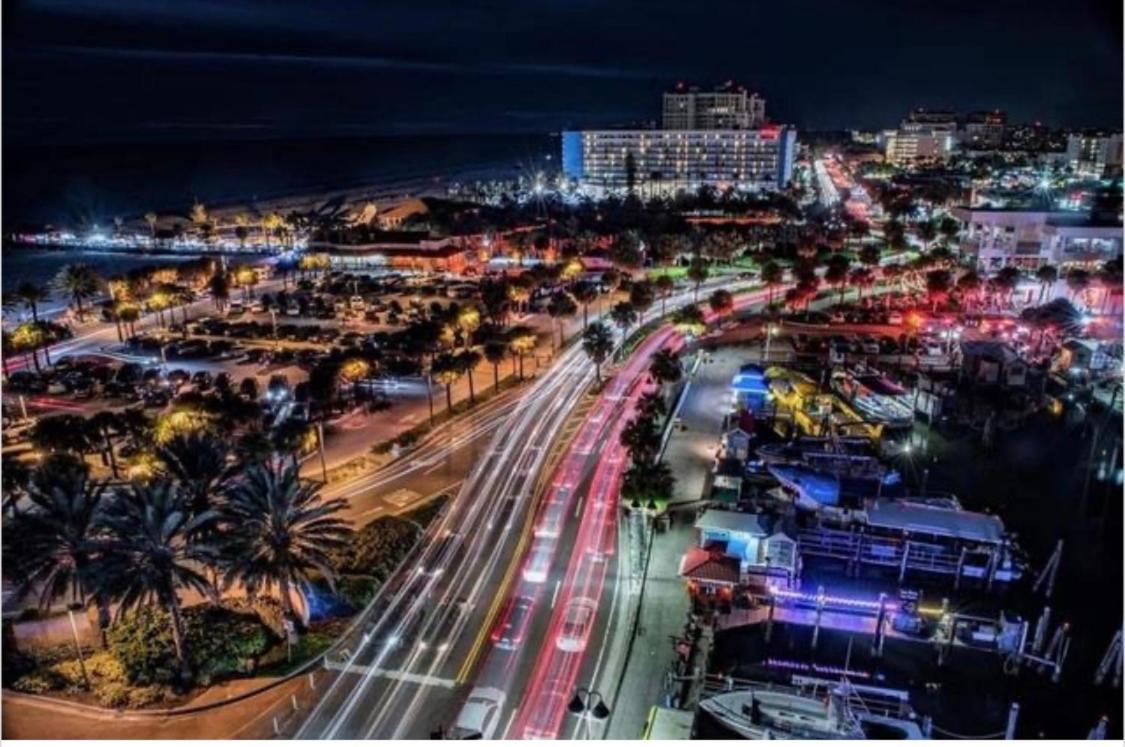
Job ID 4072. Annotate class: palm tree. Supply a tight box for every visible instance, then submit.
[546,292,577,351]
[859,244,881,270]
[825,254,851,307]
[571,280,599,328]
[86,411,122,478]
[3,456,109,621]
[672,304,706,336]
[458,349,483,404]
[1036,264,1059,303]
[507,326,537,380]
[620,414,661,466]
[648,348,682,391]
[155,432,233,517]
[209,270,230,312]
[221,462,351,630]
[687,256,710,301]
[1096,257,1123,312]
[581,321,614,383]
[628,280,655,323]
[610,301,638,344]
[916,220,937,252]
[4,281,50,322]
[925,269,953,312]
[96,480,218,683]
[144,212,159,245]
[622,461,675,512]
[956,270,981,311]
[654,274,675,316]
[849,267,874,302]
[1065,268,1091,306]
[483,339,508,393]
[708,288,734,318]
[760,261,783,308]
[54,263,102,319]
[431,352,463,412]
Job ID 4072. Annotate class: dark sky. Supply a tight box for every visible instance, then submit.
[4,0,1122,145]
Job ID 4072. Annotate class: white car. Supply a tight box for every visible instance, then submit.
[285,304,300,316]
[452,686,506,739]
[521,537,554,583]
[349,295,366,311]
[249,299,266,313]
[556,596,597,652]
[887,311,904,325]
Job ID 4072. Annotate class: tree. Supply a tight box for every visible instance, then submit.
[672,304,706,336]
[610,301,638,342]
[925,269,953,312]
[2,456,109,620]
[1036,264,1059,303]
[455,305,481,350]
[858,244,881,270]
[622,462,675,512]
[30,414,92,455]
[483,339,508,393]
[825,254,851,306]
[222,462,351,630]
[54,263,102,319]
[144,212,159,243]
[581,321,614,383]
[849,267,874,302]
[938,216,960,247]
[648,348,682,390]
[654,274,675,316]
[4,281,50,322]
[1096,257,1123,312]
[760,260,784,308]
[96,481,218,684]
[155,433,232,517]
[507,326,537,380]
[1065,267,1091,305]
[458,349,483,404]
[431,352,462,412]
[571,280,599,328]
[628,279,655,323]
[956,270,981,310]
[708,288,734,318]
[546,291,578,350]
[687,256,710,301]
[621,414,661,466]
[916,220,937,251]
[993,266,1022,308]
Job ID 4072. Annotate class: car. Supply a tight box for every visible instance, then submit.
[227,302,245,317]
[249,299,266,313]
[861,336,881,355]
[191,371,213,390]
[349,295,366,311]
[452,687,506,740]
[143,388,171,408]
[521,537,554,583]
[556,596,597,652]
[887,311,904,326]
[422,531,464,577]
[491,595,534,651]
[167,369,191,388]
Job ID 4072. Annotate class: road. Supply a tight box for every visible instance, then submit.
[292,277,756,739]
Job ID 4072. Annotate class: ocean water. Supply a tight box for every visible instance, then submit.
[3,133,556,229]
[2,133,555,290]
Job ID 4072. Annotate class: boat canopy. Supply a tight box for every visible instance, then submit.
[865,500,1005,543]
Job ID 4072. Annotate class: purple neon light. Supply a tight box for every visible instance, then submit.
[768,585,899,612]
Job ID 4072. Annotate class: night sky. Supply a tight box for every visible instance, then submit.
[4,0,1122,145]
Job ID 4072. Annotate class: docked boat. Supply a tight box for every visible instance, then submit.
[766,368,883,441]
[698,679,926,739]
[830,366,914,432]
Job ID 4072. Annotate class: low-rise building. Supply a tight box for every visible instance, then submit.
[310,232,471,274]
[959,340,1029,387]
[950,207,1123,271]
[680,510,798,599]
[1066,131,1124,178]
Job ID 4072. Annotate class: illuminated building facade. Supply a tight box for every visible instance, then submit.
[562,125,797,195]
[663,82,766,130]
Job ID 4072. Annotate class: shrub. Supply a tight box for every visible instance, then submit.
[127,684,169,709]
[336,575,378,609]
[108,605,276,686]
[11,670,64,694]
[329,515,418,580]
[50,651,128,692]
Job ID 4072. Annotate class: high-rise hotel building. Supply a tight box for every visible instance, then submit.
[563,84,796,195]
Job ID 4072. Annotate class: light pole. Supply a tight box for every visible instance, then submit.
[66,604,91,690]
[762,324,779,363]
[568,686,611,739]
[270,309,279,351]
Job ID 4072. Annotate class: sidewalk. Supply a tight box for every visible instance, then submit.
[605,347,742,738]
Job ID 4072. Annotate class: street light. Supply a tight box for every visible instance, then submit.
[762,324,780,363]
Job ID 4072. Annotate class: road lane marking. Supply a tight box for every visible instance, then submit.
[323,661,457,689]
[550,579,561,609]
[502,708,519,740]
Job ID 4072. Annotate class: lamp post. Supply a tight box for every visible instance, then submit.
[568,686,611,739]
[270,309,279,351]
[762,324,779,363]
[66,604,91,690]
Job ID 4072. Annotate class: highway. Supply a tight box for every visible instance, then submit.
[292,278,753,739]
